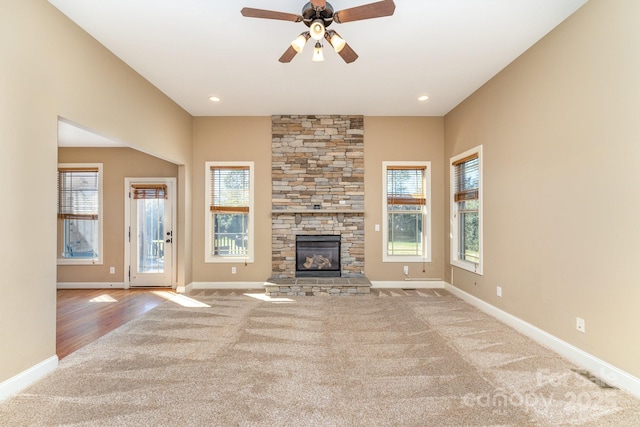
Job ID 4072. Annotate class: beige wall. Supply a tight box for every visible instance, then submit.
[192,117,273,283]
[190,116,445,283]
[0,0,192,384]
[364,117,446,281]
[444,0,640,377]
[57,148,178,284]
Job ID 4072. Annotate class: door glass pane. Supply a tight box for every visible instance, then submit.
[137,198,165,273]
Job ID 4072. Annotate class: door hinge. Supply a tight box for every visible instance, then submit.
[128,226,131,243]
[128,266,131,281]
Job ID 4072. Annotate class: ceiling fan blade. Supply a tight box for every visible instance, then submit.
[337,43,358,63]
[310,0,327,8]
[278,45,298,63]
[333,0,395,23]
[241,7,302,22]
[324,32,358,63]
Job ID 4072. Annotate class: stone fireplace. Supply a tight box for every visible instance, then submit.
[270,115,365,280]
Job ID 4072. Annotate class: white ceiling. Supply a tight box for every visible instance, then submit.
[49,0,587,120]
[58,118,128,147]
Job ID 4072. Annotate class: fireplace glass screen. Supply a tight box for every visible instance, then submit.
[295,235,341,277]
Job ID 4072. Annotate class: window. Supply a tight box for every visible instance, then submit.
[451,146,482,274]
[382,161,431,262]
[205,162,254,263]
[57,164,103,264]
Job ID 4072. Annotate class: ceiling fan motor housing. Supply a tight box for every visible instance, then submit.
[302,1,334,28]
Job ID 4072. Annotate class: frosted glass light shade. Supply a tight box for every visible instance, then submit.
[330,32,346,53]
[291,34,307,53]
[312,42,324,62]
[310,19,325,40]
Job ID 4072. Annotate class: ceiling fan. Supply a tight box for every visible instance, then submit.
[241,0,396,63]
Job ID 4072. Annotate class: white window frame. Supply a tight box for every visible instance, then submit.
[57,163,104,265]
[382,161,432,263]
[450,146,483,275]
[205,161,255,263]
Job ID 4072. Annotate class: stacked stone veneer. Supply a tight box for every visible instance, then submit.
[271,115,365,279]
[264,278,371,297]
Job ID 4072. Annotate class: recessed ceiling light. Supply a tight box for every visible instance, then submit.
[209,96,221,102]
[418,95,429,101]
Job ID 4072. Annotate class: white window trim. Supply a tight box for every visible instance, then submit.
[57,163,104,266]
[205,161,255,263]
[450,146,483,275]
[382,161,432,263]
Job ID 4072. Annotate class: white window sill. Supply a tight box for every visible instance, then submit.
[205,256,254,264]
[57,258,103,266]
[383,255,431,263]
[451,259,482,275]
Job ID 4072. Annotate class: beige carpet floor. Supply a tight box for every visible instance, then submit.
[2,289,640,426]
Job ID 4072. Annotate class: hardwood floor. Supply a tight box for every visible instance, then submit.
[56,288,167,359]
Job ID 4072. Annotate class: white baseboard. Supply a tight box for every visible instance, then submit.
[57,282,125,289]
[0,355,58,402]
[370,280,446,289]
[444,283,640,399]
[190,282,265,290]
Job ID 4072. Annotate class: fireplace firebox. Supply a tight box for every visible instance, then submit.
[295,235,341,277]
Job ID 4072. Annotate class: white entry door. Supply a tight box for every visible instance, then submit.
[127,179,175,288]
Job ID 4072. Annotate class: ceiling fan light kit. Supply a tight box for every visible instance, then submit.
[328,31,346,53]
[291,32,310,53]
[312,42,325,62]
[241,0,396,63]
[309,19,326,40]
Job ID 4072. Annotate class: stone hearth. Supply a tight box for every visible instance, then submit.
[264,277,371,297]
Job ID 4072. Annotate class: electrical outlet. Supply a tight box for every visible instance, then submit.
[231,266,237,274]
[109,266,115,274]
[403,265,409,275]
[496,286,502,297]
[576,317,585,333]
[374,224,380,232]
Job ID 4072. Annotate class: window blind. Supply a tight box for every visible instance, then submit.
[453,154,479,202]
[57,167,99,220]
[210,166,250,213]
[132,184,167,200]
[387,166,426,206]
